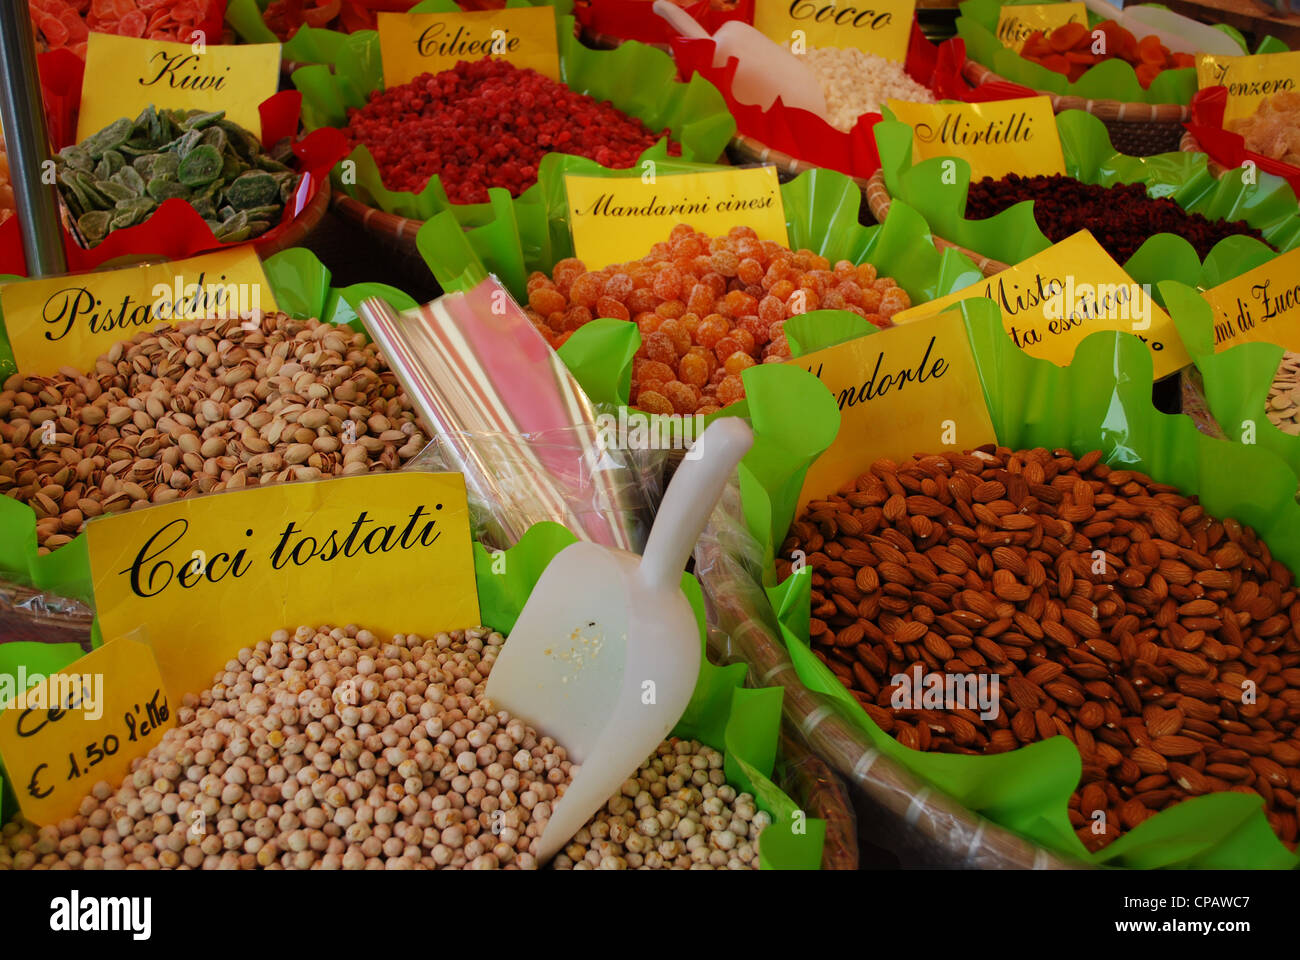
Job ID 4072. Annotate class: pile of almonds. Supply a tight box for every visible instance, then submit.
[551,739,769,870]
[1267,351,1300,438]
[0,625,573,870]
[778,446,1300,852]
[0,312,425,553]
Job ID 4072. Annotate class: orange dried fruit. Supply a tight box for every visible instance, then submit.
[1137,34,1167,65]
[1048,22,1089,52]
[1039,53,1072,76]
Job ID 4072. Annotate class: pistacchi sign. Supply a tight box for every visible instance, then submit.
[1202,247,1300,351]
[1196,50,1300,124]
[885,96,1066,180]
[0,248,276,374]
[563,167,787,270]
[86,472,481,704]
[77,34,281,143]
[794,310,998,512]
[755,0,915,62]
[378,7,561,85]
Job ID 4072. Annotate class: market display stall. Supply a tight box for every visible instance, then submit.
[0,0,1298,887]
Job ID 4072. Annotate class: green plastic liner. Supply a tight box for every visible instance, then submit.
[1166,277,1300,484]
[876,108,1300,287]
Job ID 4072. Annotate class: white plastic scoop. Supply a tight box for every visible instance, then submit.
[653,0,829,118]
[485,417,754,863]
[1082,0,1241,56]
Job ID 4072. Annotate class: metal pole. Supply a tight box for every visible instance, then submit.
[0,3,67,276]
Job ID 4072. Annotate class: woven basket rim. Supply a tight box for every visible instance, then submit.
[332,191,426,251]
[961,58,1191,124]
[864,168,1011,277]
[1178,129,1234,180]
[254,178,331,259]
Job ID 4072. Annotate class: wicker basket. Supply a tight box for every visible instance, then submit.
[864,168,1010,277]
[696,489,1083,869]
[254,179,332,259]
[1179,128,1231,178]
[0,580,93,650]
[962,59,1189,157]
[578,25,671,52]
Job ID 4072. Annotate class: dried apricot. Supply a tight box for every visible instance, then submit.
[1048,22,1089,52]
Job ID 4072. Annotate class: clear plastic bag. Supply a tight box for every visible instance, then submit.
[406,418,665,553]
[695,481,1081,869]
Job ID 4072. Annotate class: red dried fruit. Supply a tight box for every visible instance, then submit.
[964,174,1270,263]
[342,60,680,204]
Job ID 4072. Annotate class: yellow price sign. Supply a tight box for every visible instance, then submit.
[893,231,1189,379]
[0,636,173,825]
[378,7,560,86]
[77,33,281,144]
[1202,248,1300,352]
[0,248,276,374]
[793,310,998,511]
[1196,51,1300,125]
[85,472,481,704]
[886,95,1066,181]
[754,0,916,62]
[563,166,787,271]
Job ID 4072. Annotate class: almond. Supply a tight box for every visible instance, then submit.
[1062,608,1101,639]
[1131,746,1168,774]
[1152,735,1205,758]
[1169,762,1211,794]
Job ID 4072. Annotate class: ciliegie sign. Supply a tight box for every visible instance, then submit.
[377,6,560,85]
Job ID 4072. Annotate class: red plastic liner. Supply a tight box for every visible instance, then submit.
[0,49,348,276]
[671,21,1035,181]
[1185,85,1300,200]
[575,0,752,46]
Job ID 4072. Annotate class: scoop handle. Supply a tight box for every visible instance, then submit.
[637,417,753,592]
[652,0,711,40]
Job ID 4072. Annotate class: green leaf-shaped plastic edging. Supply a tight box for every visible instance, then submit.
[876,108,1300,282]
[1165,277,1300,484]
